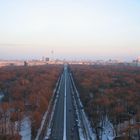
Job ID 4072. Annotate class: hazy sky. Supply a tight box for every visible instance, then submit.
[0,0,140,60]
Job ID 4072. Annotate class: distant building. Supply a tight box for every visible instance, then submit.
[42,56,45,61]
[132,57,140,66]
[131,58,140,67]
[24,61,28,66]
[45,57,49,62]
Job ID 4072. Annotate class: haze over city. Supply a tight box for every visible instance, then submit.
[0,0,140,61]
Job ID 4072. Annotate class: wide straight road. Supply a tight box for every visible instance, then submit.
[49,65,79,140]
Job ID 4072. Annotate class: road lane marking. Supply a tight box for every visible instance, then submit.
[63,66,67,140]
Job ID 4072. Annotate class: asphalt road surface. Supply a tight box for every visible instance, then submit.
[49,65,79,140]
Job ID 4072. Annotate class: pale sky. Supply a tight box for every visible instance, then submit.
[0,0,140,61]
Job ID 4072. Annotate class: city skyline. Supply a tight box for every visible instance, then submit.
[0,0,140,61]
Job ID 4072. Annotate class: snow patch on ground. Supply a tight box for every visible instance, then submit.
[101,117,115,140]
[20,117,31,140]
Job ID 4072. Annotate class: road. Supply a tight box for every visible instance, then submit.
[41,65,95,140]
[49,65,79,140]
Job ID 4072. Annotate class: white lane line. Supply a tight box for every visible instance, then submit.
[63,66,67,140]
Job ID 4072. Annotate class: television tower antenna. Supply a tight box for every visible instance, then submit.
[51,50,54,61]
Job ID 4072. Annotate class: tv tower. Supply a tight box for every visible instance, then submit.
[51,50,54,61]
